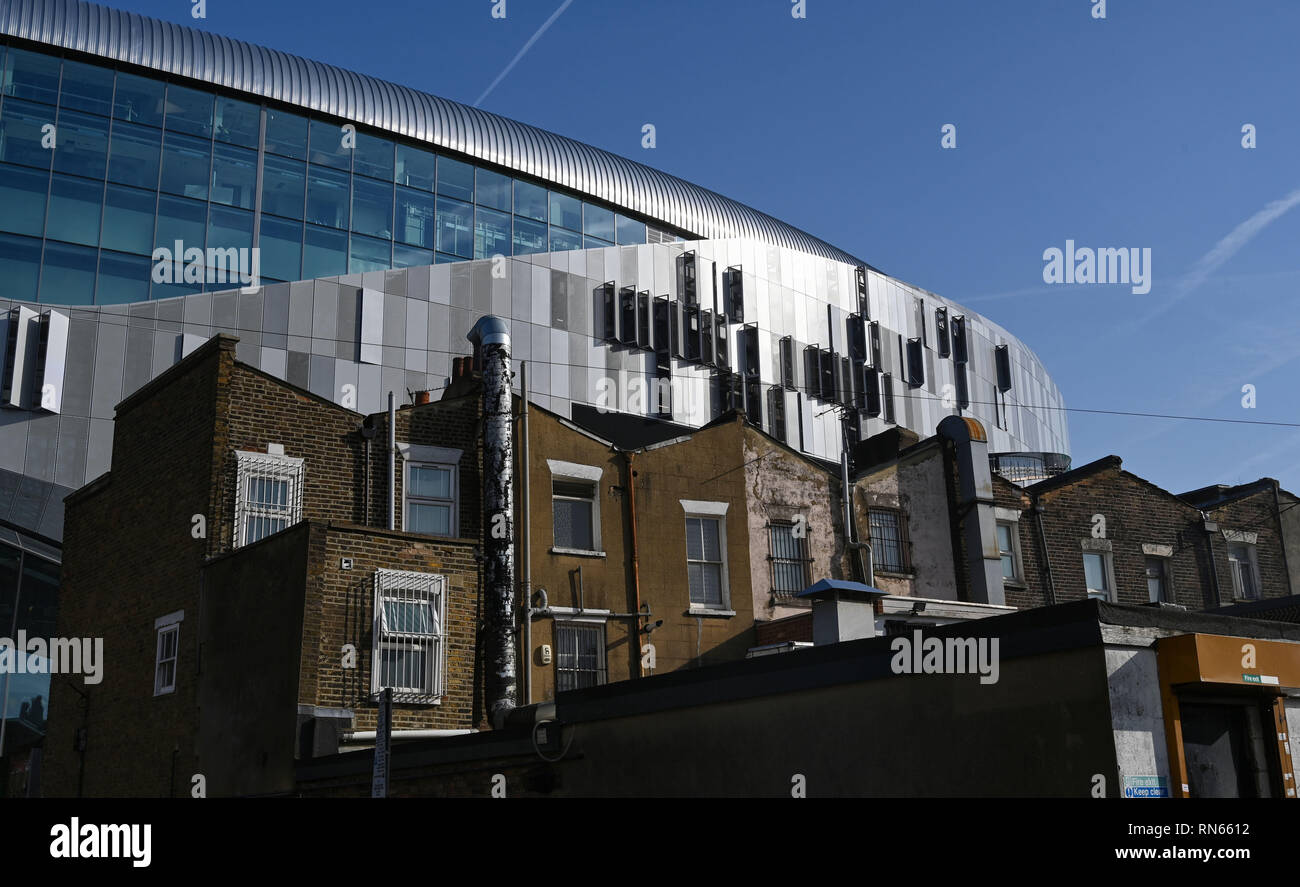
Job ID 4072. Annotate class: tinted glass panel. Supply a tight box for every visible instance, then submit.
[0,232,41,301]
[395,144,434,189]
[305,165,349,228]
[349,233,391,273]
[0,162,48,236]
[583,203,615,241]
[351,176,393,237]
[59,59,114,116]
[393,243,434,268]
[0,98,54,168]
[101,184,156,255]
[513,180,546,221]
[435,196,472,257]
[435,252,460,264]
[154,194,206,251]
[159,132,210,200]
[112,72,164,127]
[207,204,253,255]
[512,215,546,256]
[96,250,151,304]
[303,224,347,278]
[583,235,612,248]
[475,168,510,210]
[549,192,581,232]
[106,120,161,189]
[616,214,646,245]
[436,155,473,201]
[213,95,259,148]
[40,241,97,304]
[353,132,394,180]
[261,154,305,219]
[258,216,302,281]
[549,227,580,252]
[308,119,351,169]
[163,84,213,137]
[264,107,307,159]
[46,174,102,246]
[210,142,256,209]
[1,48,59,105]
[474,206,510,259]
[51,109,108,178]
[395,186,435,248]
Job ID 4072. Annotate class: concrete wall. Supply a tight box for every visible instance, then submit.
[1104,644,1171,796]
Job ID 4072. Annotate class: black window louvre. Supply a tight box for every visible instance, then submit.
[868,320,881,370]
[619,286,637,346]
[862,367,880,416]
[882,373,895,423]
[848,314,866,362]
[769,387,787,443]
[679,251,697,306]
[839,355,854,406]
[951,315,967,364]
[906,337,924,389]
[955,362,969,410]
[855,265,869,319]
[726,265,744,321]
[700,309,715,367]
[779,336,795,389]
[745,377,764,426]
[637,291,651,350]
[599,282,616,342]
[995,344,1012,392]
[742,323,760,378]
[684,306,701,362]
[803,345,821,397]
[819,349,836,402]
[935,307,950,358]
[653,296,671,365]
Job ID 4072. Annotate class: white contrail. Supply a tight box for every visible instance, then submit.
[474,0,576,108]
[1127,185,1300,331]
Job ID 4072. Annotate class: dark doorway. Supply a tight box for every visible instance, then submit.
[1180,701,1275,798]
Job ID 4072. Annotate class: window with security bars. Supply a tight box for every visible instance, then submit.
[372,569,447,700]
[869,508,909,573]
[555,622,607,691]
[685,516,726,609]
[768,521,811,599]
[233,451,303,548]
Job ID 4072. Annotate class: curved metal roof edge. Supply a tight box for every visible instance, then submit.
[0,0,875,269]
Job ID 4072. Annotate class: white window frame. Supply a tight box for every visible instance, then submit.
[681,500,731,613]
[1080,542,1116,602]
[548,459,603,555]
[1225,540,1261,601]
[233,449,304,548]
[153,610,183,697]
[554,617,608,692]
[398,443,462,538]
[995,508,1024,586]
[371,569,448,703]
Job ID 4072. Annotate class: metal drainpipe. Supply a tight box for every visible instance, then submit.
[1032,494,1056,605]
[624,451,644,677]
[521,361,532,704]
[469,316,517,727]
[387,392,396,531]
[1203,512,1223,607]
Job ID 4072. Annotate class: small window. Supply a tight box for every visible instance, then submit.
[1146,556,1171,603]
[555,622,607,691]
[372,570,447,700]
[1083,551,1112,601]
[1227,543,1260,600]
[869,508,909,573]
[233,451,304,547]
[997,521,1021,583]
[154,621,180,696]
[685,516,727,609]
[406,462,458,536]
[553,479,598,552]
[769,521,811,599]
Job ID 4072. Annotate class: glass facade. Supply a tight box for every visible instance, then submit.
[0,40,674,305]
[0,539,60,776]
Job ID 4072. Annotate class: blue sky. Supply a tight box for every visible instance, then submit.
[126,0,1300,495]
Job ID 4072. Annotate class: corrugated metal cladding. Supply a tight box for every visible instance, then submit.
[0,0,871,269]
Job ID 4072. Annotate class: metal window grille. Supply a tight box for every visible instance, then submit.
[768,522,811,600]
[685,516,725,608]
[372,569,447,701]
[233,451,304,548]
[869,508,909,573]
[154,624,178,695]
[555,622,607,692]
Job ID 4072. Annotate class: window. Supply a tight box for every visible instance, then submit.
[153,611,183,696]
[372,570,446,700]
[555,621,607,691]
[1083,551,1113,601]
[1227,543,1260,601]
[405,464,457,536]
[553,480,597,551]
[997,521,1021,583]
[682,500,730,610]
[769,521,811,599]
[233,450,304,547]
[1146,556,1171,603]
[869,508,909,573]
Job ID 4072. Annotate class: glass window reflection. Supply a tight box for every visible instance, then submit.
[207,204,253,255]
[39,241,97,304]
[45,174,102,246]
[112,73,164,127]
[210,142,256,210]
[353,131,394,181]
[159,132,211,200]
[475,168,510,211]
[0,163,49,236]
[615,214,647,245]
[154,194,206,252]
[583,204,614,241]
[265,107,307,159]
[436,156,473,201]
[435,196,472,257]
[513,180,546,221]
[0,98,55,168]
[1,48,60,105]
[351,176,393,238]
[308,119,351,170]
[101,184,156,255]
[0,232,41,301]
[163,84,214,137]
[305,165,349,228]
[107,121,161,189]
[349,234,391,273]
[258,216,302,281]
[303,224,347,278]
[58,59,114,117]
[51,110,109,179]
[261,154,305,219]
[512,215,546,256]
[214,95,260,148]
[474,206,510,259]
[548,192,581,232]
[549,227,581,253]
[396,144,434,190]
[395,186,435,248]
[96,250,152,304]
[393,243,434,269]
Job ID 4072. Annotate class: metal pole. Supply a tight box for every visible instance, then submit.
[387,392,396,531]
[521,361,532,704]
